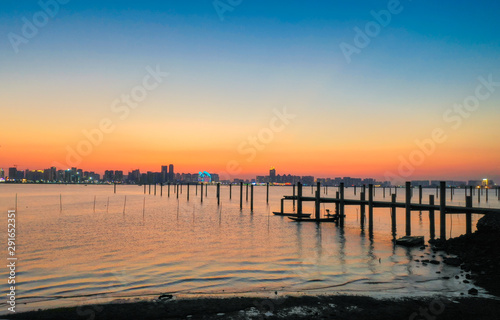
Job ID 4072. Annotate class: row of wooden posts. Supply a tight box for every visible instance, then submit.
[281,181,500,240]
[109,181,500,240]
[113,182,272,211]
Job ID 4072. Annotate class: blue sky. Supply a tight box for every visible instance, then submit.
[1,0,499,180]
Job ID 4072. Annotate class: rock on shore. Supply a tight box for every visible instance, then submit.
[432,214,500,296]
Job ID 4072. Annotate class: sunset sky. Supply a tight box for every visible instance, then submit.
[1,1,499,181]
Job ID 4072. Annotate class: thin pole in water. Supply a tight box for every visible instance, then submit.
[250,184,254,212]
[123,195,127,214]
[143,197,146,219]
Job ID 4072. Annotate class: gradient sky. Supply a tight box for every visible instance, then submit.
[1,0,499,181]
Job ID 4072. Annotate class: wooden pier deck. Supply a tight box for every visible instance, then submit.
[278,181,500,240]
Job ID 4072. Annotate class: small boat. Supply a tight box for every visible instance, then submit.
[273,212,312,218]
[288,216,339,222]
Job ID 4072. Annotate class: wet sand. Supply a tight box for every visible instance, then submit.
[4,295,500,319]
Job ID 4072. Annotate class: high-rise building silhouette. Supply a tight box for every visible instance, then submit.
[161,165,169,183]
[168,164,174,182]
[270,166,276,183]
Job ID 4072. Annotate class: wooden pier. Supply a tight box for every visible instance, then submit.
[277,181,500,240]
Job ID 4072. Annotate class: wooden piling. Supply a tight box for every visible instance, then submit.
[168,183,171,197]
[144,184,146,194]
[240,182,243,209]
[205,183,208,197]
[246,184,248,201]
[354,185,357,195]
[486,188,489,202]
[280,198,284,213]
[429,195,435,239]
[339,183,345,226]
[405,182,412,236]
[250,184,254,211]
[391,193,396,235]
[383,186,386,198]
[187,184,190,201]
[160,183,163,196]
[368,184,373,232]
[466,196,472,235]
[315,182,321,221]
[177,184,179,199]
[217,183,220,205]
[478,187,480,203]
[335,191,340,216]
[114,183,116,194]
[181,184,183,194]
[360,191,365,226]
[154,183,156,196]
[266,183,269,204]
[297,182,303,215]
[229,184,232,199]
[440,181,447,240]
[436,186,438,198]
[149,184,151,195]
[450,186,453,201]
[201,184,204,203]
[418,185,422,204]
[293,184,296,209]
[196,184,198,196]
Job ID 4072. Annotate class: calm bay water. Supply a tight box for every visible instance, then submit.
[0,184,498,313]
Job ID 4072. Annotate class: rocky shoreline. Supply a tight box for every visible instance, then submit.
[4,295,500,320]
[430,213,500,297]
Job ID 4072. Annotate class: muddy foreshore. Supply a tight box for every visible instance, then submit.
[6,215,500,320]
